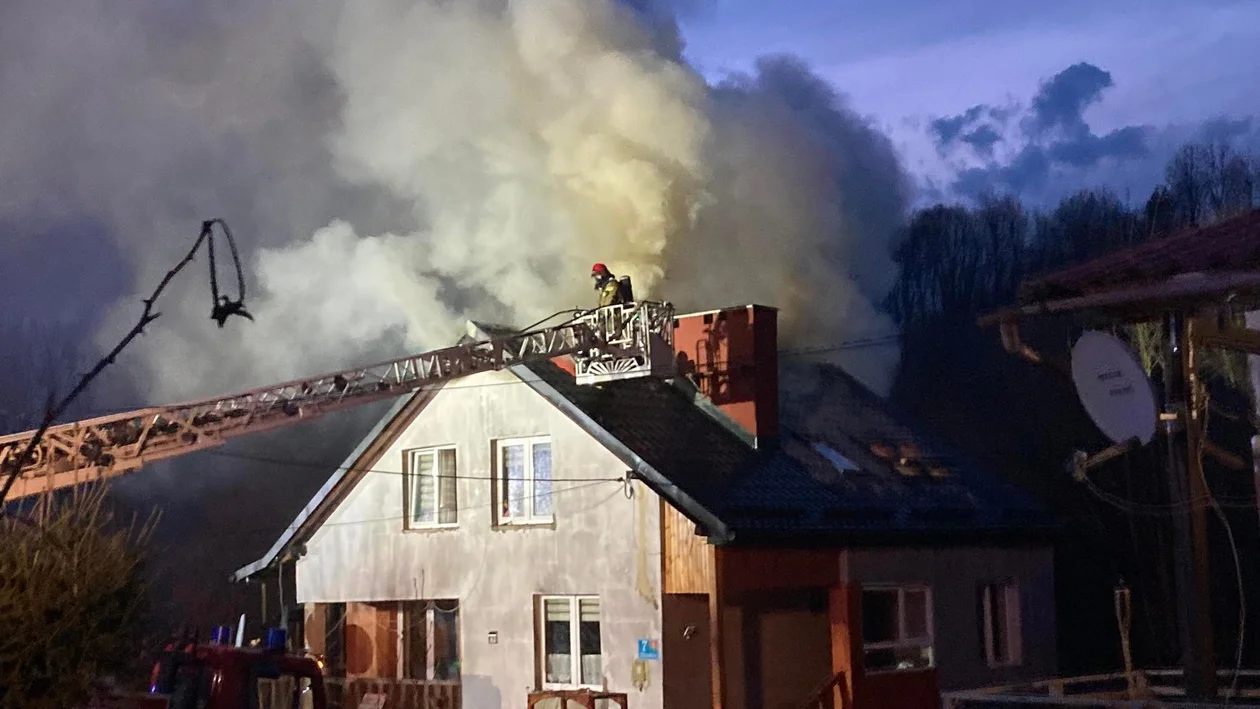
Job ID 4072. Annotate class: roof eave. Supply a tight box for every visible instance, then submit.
[230,391,437,583]
[978,269,1260,327]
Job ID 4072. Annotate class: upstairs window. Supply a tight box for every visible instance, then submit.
[406,447,458,528]
[861,585,934,672]
[495,437,553,525]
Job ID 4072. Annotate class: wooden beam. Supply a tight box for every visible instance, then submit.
[828,583,858,709]
[710,547,726,709]
[1194,317,1260,356]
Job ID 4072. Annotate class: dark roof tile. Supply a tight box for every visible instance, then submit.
[523,356,1057,544]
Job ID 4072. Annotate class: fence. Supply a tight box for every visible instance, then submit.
[941,669,1260,708]
[526,689,629,709]
[324,676,461,709]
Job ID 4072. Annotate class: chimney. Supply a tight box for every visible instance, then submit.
[672,304,779,446]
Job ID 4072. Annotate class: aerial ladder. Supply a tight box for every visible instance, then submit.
[0,301,677,502]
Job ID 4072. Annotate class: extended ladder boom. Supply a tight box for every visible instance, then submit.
[1,302,675,501]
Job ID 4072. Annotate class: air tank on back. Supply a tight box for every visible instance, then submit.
[617,276,635,304]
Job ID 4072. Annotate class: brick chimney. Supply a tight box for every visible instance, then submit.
[672,304,779,446]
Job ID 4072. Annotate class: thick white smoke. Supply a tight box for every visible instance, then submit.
[5,0,908,407]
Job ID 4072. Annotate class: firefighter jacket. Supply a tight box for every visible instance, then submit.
[598,278,624,307]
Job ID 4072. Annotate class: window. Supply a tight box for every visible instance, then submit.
[399,600,461,681]
[538,596,602,688]
[324,603,346,677]
[979,580,1022,667]
[861,585,934,672]
[406,447,458,528]
[495,437,553,524]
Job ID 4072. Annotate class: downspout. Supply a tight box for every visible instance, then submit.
[278,556,287,641]
[993,319,1072,376]
[999,320,1043,365]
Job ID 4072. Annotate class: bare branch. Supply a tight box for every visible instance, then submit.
[0,219,249,504]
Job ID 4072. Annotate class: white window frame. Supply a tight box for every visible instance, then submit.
[861,584,935,674]
[405,446,459,529]
[537,595,602,690]
[494,436,554,526]
[980,580,1023,667]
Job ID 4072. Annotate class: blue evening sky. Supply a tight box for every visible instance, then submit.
[677,0,1260,206]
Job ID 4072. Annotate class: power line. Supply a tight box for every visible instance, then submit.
[142,477,624,550]
[200,448,623,483]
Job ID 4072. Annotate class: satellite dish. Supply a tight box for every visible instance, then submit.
[1070,331,1158,446]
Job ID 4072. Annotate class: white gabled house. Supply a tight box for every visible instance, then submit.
[236,304,1060,709]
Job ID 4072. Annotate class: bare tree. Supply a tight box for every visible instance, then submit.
[1164,141,1258,229]
[0,318,93,435]
[0,219,250,707]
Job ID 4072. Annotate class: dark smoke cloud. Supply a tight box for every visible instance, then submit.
[1025,62,1114,138]
[2,0,910,631]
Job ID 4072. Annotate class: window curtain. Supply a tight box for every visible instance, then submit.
[503,444,526,518]
[532,442,553,517]
[544,599,572,684]
[579,599,601,685]
[411,453,435,524]
[437,449,457,524]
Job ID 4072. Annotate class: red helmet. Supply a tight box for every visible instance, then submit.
[591,262,610,275]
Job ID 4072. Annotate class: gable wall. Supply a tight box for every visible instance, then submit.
[296,369,665,708]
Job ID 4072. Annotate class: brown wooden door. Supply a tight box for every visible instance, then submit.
[663,594,713,709]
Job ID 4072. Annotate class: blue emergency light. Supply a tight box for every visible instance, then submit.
[211,625,232,644]
[265,627,287,652]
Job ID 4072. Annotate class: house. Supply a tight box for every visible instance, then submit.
[234,303,1060,709]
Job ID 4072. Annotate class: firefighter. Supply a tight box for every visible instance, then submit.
[591,262,626,308]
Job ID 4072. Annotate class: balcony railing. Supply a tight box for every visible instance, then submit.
[324,676,461,709]
[941,669,1260,707]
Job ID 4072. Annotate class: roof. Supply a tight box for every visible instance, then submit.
[522,356,1056,545]
[1018,208,1260,303]
[755,362,1059,544]
[234,319,1056,581]
[230,393,435,582]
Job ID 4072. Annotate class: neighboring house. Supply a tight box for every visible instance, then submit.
[235,303,1060,709]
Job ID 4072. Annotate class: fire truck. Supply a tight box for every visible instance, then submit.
[96,627,326,709]
[4,297,675,709]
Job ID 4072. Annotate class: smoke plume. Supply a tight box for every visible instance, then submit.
[5,0,908,407]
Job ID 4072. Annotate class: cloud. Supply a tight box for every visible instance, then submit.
[1025,62,1114,138]
[924,62,1171,202]
[929,105,1013,157]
